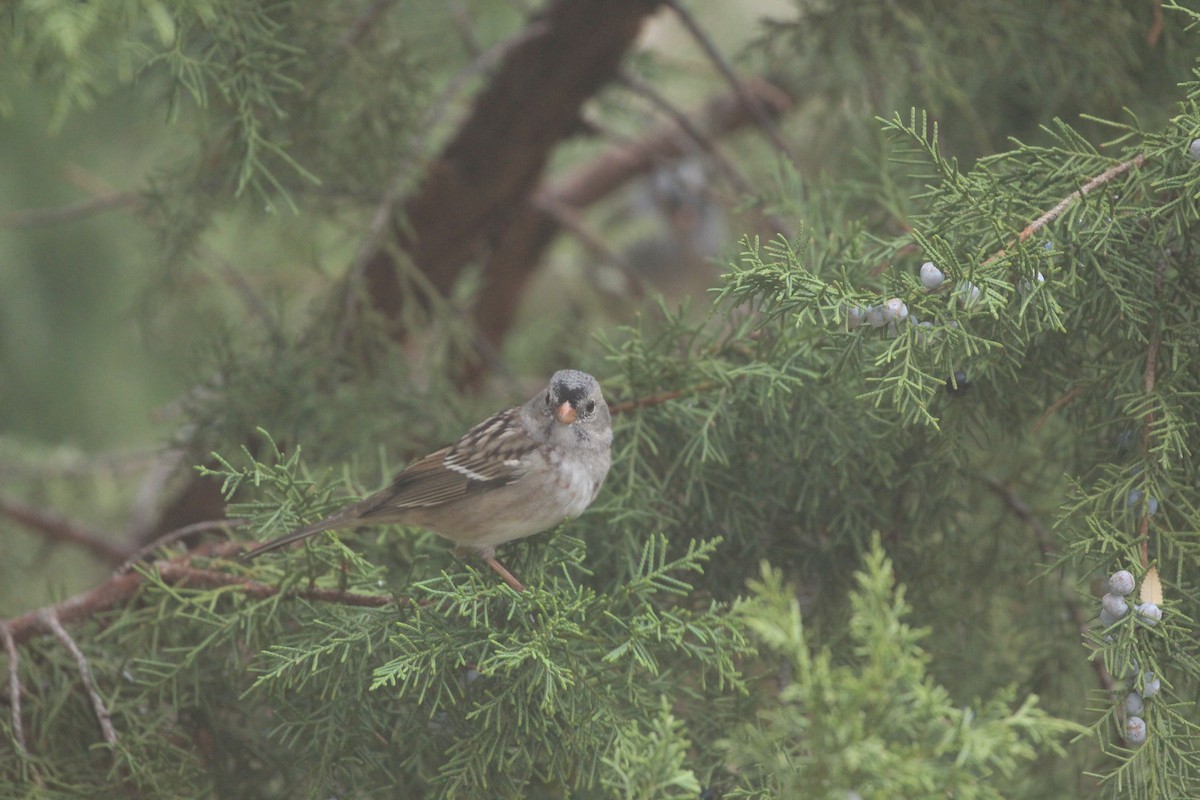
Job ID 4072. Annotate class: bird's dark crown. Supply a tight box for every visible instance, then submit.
[550,370,595,405]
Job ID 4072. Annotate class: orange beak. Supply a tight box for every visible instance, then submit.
[554,401,577,424]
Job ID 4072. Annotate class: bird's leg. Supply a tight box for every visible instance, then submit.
[453,545,526,592]
[483,554,526,593]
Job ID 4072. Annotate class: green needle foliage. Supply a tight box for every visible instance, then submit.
[722,543,1083,800]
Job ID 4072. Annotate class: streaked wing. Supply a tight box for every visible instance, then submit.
[358,407,538,516]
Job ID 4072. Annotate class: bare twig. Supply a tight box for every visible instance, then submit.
[609,381,720,415]
[664,0,795,161]
[5,540,397,645]
[618,70,794,239]
[40,609,118,746]
[1032,384,1088,433]
[342,20,550,326]
[534,196,646,296]
[0,496,133,565]
[981,476,1118,693]
[1146,0,1164,47]
[0,191,141,229]
[984,154,1147,266]
[1136,257,1167,567]
[543,75,792,212]
[337,0,397,50]
[116,518,246,575]
[150,563,396,608]
[0,622,25,754]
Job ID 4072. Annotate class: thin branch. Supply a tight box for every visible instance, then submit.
[984,154,1147,266]
[618,70,794,238]
[534,195,646,297]
[1146,0,1164,47]
[0,191,141,229]
[1032,384,1088,433]
[337,0,397,50]
[609,381,720,415]
[5,540,398,645]
[116,518,246,575]
[151,563,396,608]
[1136,256,1167,568]
[0,622,26,754]
[0,495,133,565]
[341,20,550,327]
[544,75,792,212]
[40,609,118,746]
[664,0,795,161]
[980,476,1118,694]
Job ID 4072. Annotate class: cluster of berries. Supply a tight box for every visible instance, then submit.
[1100,569,1162,746]
[846,257,1048,394]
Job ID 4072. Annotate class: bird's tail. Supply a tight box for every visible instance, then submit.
[240,514,347,560]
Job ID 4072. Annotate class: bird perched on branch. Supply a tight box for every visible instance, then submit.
[242,370,613,592]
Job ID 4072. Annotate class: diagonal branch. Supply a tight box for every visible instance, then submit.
[984,154,1147,266]
[0,495,133,565]
[5,540,397,646]
[41,609,118,746]
[663,0,795,161]
[0,622,25,754]
[980,475,1118,694]
[356,0,664,336]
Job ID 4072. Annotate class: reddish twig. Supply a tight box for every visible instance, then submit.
[1146,0,1164,47]
[984,154,1147,266]
[0,496,133,565]
[0,622,25,754]
[116,518,246,575]
[609,381,719,415]
[618,70,794,239]
[1136,257,1166,568]
[0,191,141,229]
[1032,384,1088,433]
[337,0,397,50]
[981,476,1117,693]
[5,540,397,645]
[41,608,118,746]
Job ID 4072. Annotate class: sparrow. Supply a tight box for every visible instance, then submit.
[242,370,613,591]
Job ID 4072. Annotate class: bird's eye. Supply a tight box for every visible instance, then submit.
[585,399,596,414]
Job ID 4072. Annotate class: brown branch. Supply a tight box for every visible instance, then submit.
[663,0,795,161]
[337,0,397,50]
[152,563,396,608]
[534,195,645,295]
[475,76,793,364]
[609,381,720,415]
[0,495,133,565]
[1146,0,1164,47]
[984,154,1147,266]
[981,476,1117,694]
[41,609,118,746]
[116,518,246,575]
[1032,384,1087,433]
[548,74,792,212]
[5,540,397,645]
[0,191,141,229]
[618,70,794,239]
[0,622,25,754]
[1136,257,1167,568]
[358,0,663,337]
